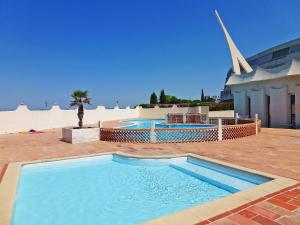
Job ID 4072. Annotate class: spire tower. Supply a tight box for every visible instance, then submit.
[215,10,253,75]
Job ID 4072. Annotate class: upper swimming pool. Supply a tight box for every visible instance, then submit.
[121,119,215,129]
[12,154,272,225]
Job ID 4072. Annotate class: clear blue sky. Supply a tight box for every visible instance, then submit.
[1,0,300,109]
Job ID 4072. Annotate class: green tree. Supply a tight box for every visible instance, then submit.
[159,89,167,104]
[201,88,205,101]
[150,92,158,104]
[167,95,179,104]
[70,90,91,128]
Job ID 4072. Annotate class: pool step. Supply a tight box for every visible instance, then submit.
[170,162,257,193]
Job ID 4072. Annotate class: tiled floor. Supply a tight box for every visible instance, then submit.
[195,184,300,225]
[0,126,300,224]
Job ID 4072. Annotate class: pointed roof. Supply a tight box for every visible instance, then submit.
[215,10,253,75]
[226,58,300,85]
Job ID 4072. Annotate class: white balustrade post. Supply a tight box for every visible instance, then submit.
[150,121,157,143]
[183,113,187,124]
[235,113,239,125]
[218,118,223,141]
[98,120,102,140]
[255,113,258,135]
[206,114,209,124]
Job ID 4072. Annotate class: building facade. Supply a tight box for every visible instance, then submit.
[216,10,300,128]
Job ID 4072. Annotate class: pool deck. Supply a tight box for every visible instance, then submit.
[0,125,300,224]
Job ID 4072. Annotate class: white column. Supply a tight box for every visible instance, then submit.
[235,113,239,124]
[255,114,258,134]
[206,114,210,124]
[248,88,267,127]
[269,86,289,128]
[150,121,156,143]
[218,118,223,141]
[295,85,300,128]
[183,114,186,123]
[233,90,248,117]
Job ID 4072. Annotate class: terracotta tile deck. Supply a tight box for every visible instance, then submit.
[0,126,300,225]
[195,184,300,225]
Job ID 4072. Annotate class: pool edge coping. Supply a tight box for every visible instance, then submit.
[0,151,298,225]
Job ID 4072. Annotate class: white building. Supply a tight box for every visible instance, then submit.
[216,10,300,128]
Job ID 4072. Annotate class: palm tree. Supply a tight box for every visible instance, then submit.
[70,90,91,128]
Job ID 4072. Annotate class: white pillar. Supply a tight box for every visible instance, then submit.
[235,113,239,124]
[295,85,300,128]
[165,113,169,123]
[183,114,187,124]
[269,86,289,128]
[206,114,209,124]
[150,121,156,143]
[233,90,248,117]
[218,118,223,141]
[248,89,267,127]
[255,114,258,134]
[98,121,102,128]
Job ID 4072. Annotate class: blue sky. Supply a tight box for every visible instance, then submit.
[1,0,300,109]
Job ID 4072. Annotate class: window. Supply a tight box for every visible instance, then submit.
[267,96,271,128]
[247,97,251,118]
[272,47,290,60]
[291,95,295,128]
[291,44,300,53]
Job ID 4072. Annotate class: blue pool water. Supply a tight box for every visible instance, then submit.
[12,155,271,225]
[121,119,215,129]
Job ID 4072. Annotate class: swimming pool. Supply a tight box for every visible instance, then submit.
[121,119,215,129]
[12,154,271,225]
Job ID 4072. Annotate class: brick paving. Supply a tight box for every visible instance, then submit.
[195,184,300,225]
[0,126,300,224]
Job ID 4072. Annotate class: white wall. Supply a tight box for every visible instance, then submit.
[0,104,233,134]
[233,90,247,116]
[0,105,139,134]
[269,86,289,128]
[295,85,300,128]
[139,105,209,118]
[231,76,300,127]
[248,88,267,126]
[208,110,234,118]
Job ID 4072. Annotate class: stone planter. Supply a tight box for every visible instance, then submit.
[62,127,100,144]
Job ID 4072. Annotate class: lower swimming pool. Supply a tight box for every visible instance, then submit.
[11,154,271,225]
[121,119,215,129]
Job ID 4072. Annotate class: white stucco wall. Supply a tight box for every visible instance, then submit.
[0,105,233,134]
[233,90,247,116]
[0,105,139,134]
[231,75,300,127]
[139,106,209,118]
[208,110,234,118]
[269,86,289,127]
[295,85,300,128]
[248,88,267,126]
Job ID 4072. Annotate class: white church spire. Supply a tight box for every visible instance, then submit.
[214,10,253,75]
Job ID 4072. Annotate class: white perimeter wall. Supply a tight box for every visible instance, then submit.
[208,110,234,118]
[139,105,209,118]
[0,105,233,134]
[0,105,139,134]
